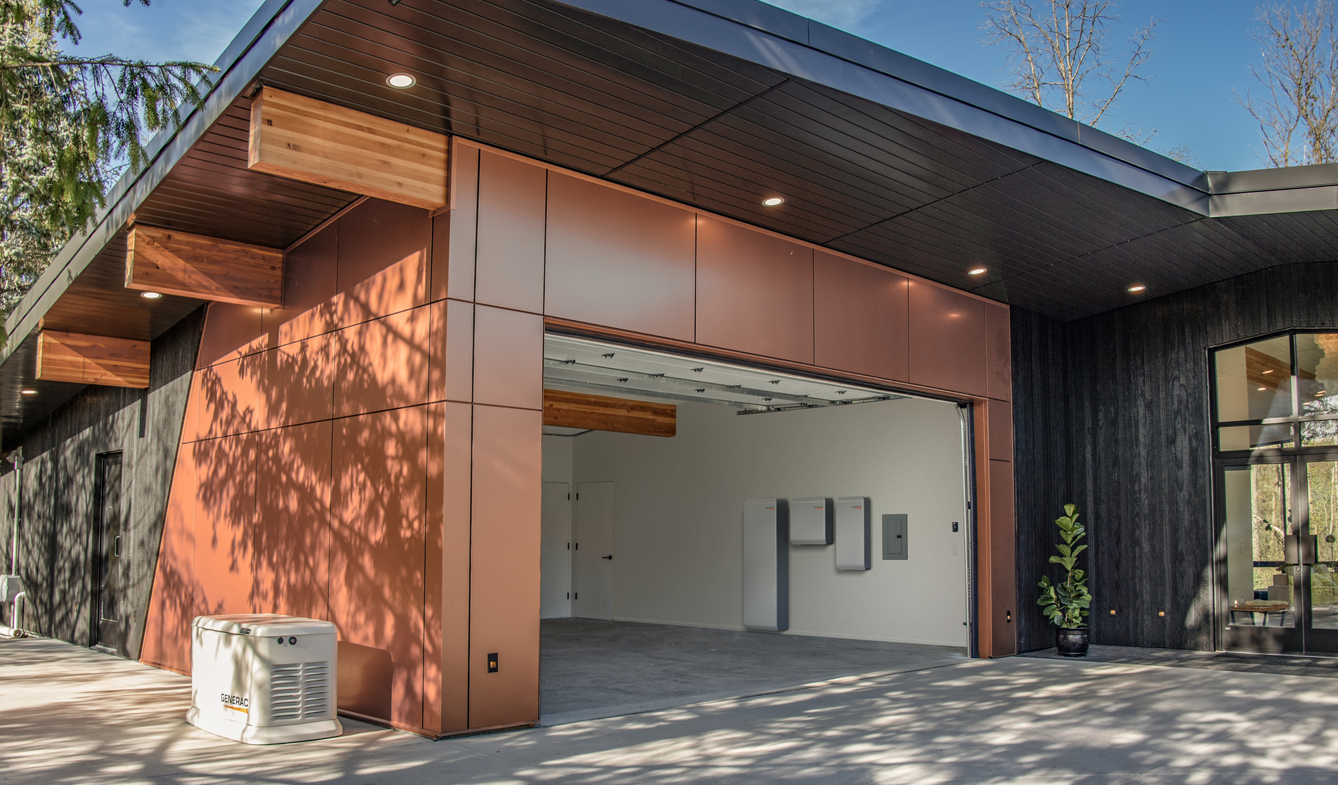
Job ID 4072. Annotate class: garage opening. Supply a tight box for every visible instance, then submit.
[539,334,973,725]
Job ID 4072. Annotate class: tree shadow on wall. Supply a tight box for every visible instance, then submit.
[169,198,436,727]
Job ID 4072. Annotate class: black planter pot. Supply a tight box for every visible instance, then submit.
[1055,627,1089,657]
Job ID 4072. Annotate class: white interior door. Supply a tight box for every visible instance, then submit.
[573,481,614,621]
[540,482,572,619]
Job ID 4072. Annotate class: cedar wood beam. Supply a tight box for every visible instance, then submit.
[125,225,284,308]
[37,330,151,389]
[248,86,449,210]
[543,389,676,437]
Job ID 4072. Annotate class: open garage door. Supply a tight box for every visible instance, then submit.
[538,334,974,724]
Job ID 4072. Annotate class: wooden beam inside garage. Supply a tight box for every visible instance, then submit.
[37,330,150,389]
[126,225,283,308]
[543,389,676,437]
[248,86,450,210]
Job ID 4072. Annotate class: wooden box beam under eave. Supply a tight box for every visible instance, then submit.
[543,389,676,437]
[126,225,283,308]
[37,330,150,388]
[248,86,450,210]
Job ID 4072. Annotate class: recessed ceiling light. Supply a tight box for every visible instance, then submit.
[140,291,162,300]
[968,267,987,276]
[20,389,36,395]
[386,72,416,89]
[1258,387,1267,391]
[1128,284,1147,293]
[1264,369,1275,374]
[762,197,785,207]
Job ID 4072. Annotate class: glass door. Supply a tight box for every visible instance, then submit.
[1214,331,1338,654]
[1222,460,1300,652]
[1221,457,1338,654]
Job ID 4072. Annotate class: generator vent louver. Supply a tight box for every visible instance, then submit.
[270,661,331,722]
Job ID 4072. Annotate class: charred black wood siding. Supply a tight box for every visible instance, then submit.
[1013,262,1338,652]
[0,307,204,657]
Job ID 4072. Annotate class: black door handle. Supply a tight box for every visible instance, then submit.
[114,535,121,558]
[601,555,613,560]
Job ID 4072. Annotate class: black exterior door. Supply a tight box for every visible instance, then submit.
[94,452,126,655]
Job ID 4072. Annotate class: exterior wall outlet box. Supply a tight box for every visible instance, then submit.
[882,514,908,560]
[0,574,22,603]
[790,497,834,545]
[743,498,789,631]
[188,614,342,744]
[836,496,872,571]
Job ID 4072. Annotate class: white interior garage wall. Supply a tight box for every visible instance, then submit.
[568,397,969,647]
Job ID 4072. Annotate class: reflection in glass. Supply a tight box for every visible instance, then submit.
[1215,336,1293,422]
[1224,464,1294,627]
[1311,462,1338,629]
[1220,424,1294,451]
[1298,333,1338,418]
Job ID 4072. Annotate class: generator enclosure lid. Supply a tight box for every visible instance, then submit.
[193,614,335,638]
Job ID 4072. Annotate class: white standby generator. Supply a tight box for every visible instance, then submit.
[188,614,342,744]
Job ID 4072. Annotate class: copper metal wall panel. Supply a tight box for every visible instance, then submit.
[985,302,1012,402]
[423,403,444,733]
[988,399,1013,463]
[989,457,1017,657]
[252,422,332,620]
[475,152,546,314]
[468,405,542,729]
[181,370,204,444]
[428,299,477,405]
[334,199,430,326]
[445,142,479,303]
[192,435,256,616]
[908,282,987,396]
[472,306,543,411]
[545,173,695,341]
[696,217,814,364]
[196,302,265,368]
[264,332,335,428]
[813,252,909,381]
[272,220,338,346]
[198,353,265,438]
[436,401,473,733]
[139,445,198,673]
[430,211,452,304]
[330,406,427,729]
[333,306,430,417]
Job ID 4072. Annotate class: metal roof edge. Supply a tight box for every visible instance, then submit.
[582,0,1209,200]
[0,0,323,369]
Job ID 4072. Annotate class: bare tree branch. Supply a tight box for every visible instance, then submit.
[981,0,1158,131]
[1238,1,1338,167]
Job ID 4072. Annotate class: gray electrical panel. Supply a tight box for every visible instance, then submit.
[882,514,908,560]
[743,499,789,631]
[835,496,872,571]
[790,497,833,545]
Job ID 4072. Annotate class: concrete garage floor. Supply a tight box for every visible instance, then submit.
[8,637,1338,783]
[539,619,967,724]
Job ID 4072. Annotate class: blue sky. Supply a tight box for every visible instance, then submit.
[67,0,1274,172]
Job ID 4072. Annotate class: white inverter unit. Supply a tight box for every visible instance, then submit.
[790,497,834,545]
[188,614,342,744]
[743,498,789,631]
[835,496,872,571]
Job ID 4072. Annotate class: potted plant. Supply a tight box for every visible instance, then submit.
[1037,504,1091,657]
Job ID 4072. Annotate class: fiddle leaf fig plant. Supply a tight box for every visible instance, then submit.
[1037,503,1091,629]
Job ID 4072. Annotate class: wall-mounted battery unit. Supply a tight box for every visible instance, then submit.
[835,496,872,571]
[790,497,834,545]
[188,614,342,744]
[743,498,789,631]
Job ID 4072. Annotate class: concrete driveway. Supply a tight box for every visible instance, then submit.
[4,637,1338,784]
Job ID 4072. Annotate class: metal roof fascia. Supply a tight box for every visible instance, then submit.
[557,0,1209,212]
[1210,187,1338,217]
[0,0,323,370]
